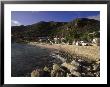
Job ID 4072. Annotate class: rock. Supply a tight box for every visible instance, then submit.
[51,64,66,77]
[70,70,81,77]
[43,66,50,72]
[61,62,77,71]
[53,63,60,71]
[93,64,99,71]
[55,70,64,77]
[66,73,73,77]
[66,73,70,77]
[81,73,86,76]
[31,69,40,77]
[77,59,81,62]
[71,60,80,66]
[51,69,56,77]
[94,72,100,77]
[96,61,100,64]
[87,72,94,77]
[78,59,84,62]
[95,58,100,64]
[87,66,91,71]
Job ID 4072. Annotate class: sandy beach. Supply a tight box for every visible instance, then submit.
[28,42,100,61]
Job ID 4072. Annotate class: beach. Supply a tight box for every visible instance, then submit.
[28,42,100,61]
[11,42,100,77]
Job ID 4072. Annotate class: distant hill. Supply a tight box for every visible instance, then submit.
[11,18,100,42]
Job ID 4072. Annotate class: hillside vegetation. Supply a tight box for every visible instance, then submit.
[11,18,100,43]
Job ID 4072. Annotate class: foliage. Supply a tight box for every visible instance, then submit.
[11,18,100,42]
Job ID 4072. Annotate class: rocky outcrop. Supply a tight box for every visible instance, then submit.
[30,58,100,77]
[29,47,100,77]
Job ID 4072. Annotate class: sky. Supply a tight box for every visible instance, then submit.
[11,11,100,26]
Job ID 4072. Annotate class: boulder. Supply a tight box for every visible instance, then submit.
[43,66,50,72]
[71,60,80,67]
[92,64,99,71]
[61,62,77,71]
[70,70,81,77]
[51,69,56,77]
[31,69,40,77]
[53,63,60,71]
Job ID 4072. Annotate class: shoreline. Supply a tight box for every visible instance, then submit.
[27,42,100,61]
[11,42,100,77]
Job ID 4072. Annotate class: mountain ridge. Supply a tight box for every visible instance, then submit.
[11,18,100,42]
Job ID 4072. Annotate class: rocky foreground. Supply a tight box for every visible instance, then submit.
[30,50,100,77]
[28,43,100,77]
[11,42,100,77]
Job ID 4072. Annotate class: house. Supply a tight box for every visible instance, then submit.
[75,41,82,46]
[53,37,58,44]
[38,37,49,43]
[80,41,90,46]
[92,38,100,46]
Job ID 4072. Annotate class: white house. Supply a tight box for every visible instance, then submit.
[92,38,100,46]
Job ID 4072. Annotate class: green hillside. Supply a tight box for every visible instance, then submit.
[11,18,100,42]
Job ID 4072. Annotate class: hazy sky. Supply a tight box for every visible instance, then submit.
[11,11,100,26]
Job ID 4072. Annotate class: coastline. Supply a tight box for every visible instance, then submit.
[11,42,100,77]
[28,42,100,61]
